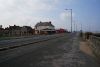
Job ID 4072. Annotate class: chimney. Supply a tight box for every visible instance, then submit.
[49,21,51,24]
[0,25,2,28]
[40,21,42,23]
[14,25,16,26]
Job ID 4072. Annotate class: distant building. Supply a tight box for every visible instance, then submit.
[35,21,55,34]
[4,25,34,36]
[21,26,33,36]
[0,25,4,36]
[4,27,11,36]
[8,25,21,36]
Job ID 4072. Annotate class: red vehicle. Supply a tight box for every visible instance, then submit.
[56,28,67,33]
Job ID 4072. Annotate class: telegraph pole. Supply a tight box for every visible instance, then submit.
[81,24,82,32]
[65,9,73,32]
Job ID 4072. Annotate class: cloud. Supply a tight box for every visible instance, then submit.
[0,0,58,27]
[0,0,74,28]
[60,11,75,22]
[0,0,58,12]
[59,11,75,30]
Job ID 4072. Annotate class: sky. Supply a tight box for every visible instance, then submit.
[0,0,100,32]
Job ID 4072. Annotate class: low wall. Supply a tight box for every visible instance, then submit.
[89,35,100,59]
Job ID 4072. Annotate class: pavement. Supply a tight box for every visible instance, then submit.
[0,33,99,67]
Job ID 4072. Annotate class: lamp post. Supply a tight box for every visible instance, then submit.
[65,9,72,32]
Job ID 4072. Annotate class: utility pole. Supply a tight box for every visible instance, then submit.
[81,24,82,32]
[75,24,77,32]
[65,9,73,32]
[73,20,76,32]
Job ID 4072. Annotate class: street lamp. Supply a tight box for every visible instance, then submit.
[65,9,73,32]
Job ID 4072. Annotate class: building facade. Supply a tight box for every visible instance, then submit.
[4,25,34,36]
[35,21,55,34]
[21,26,34,36]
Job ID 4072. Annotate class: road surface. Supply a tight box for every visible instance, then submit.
[0,33,99,67]
[0,34,64,50]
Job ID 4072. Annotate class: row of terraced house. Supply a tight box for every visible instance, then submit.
[0,21,67,37]
[0,25,34,37]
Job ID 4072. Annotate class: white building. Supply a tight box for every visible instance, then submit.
[35,21,55,34]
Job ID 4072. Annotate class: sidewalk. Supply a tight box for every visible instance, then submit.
[79,40,100,67]
[80,41,94,58]
[37,35,100,67]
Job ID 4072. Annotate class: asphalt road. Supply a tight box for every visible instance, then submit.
[0,34,64,49]
[0,33,99,67]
